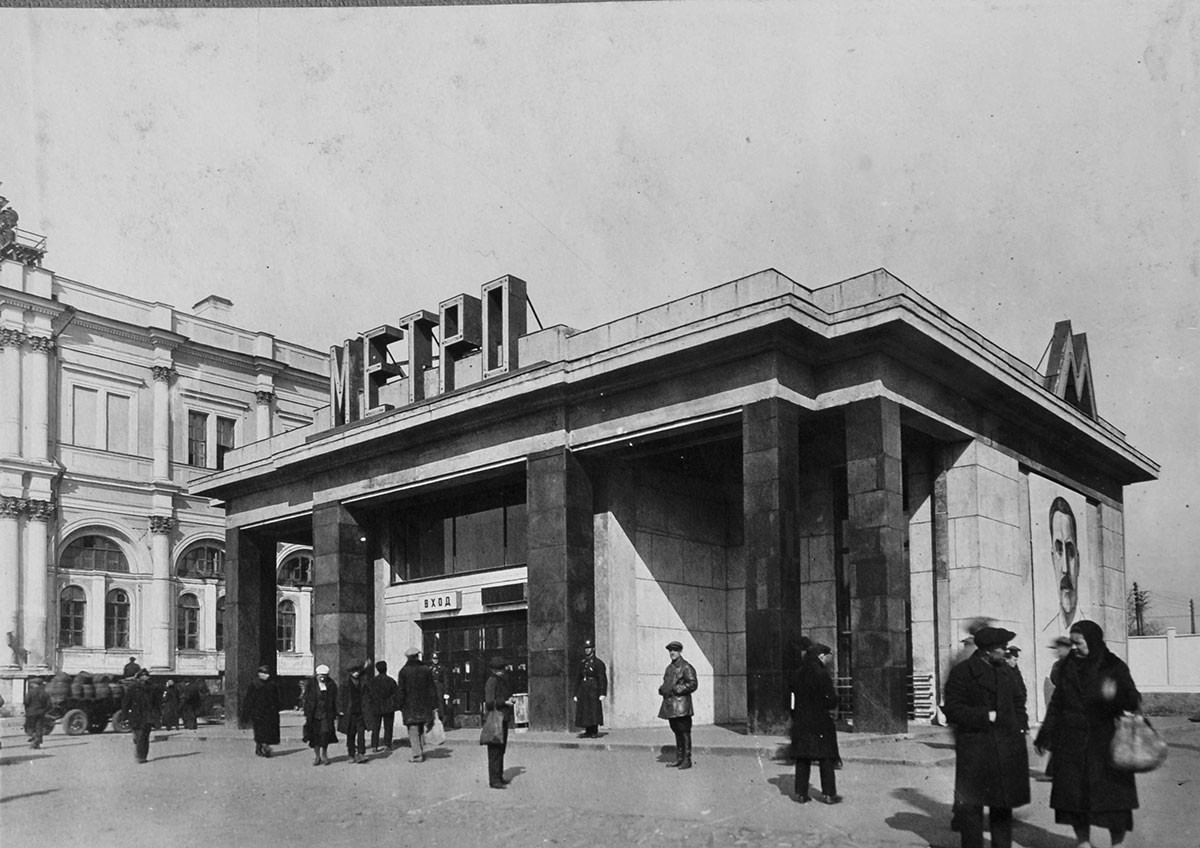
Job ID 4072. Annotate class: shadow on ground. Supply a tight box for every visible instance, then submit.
[0,788,59,804]
[886,788,1076,848]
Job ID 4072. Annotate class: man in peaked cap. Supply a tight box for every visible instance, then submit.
[657,640,698,770]
[573,639,608,739]
[943,625,1029,848]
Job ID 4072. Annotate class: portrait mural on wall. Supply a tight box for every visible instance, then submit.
[1028,472,1094,720]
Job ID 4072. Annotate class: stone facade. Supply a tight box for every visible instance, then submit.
[0,254,326,715]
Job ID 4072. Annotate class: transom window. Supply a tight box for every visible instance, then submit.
[178,543,225,579]
[277,553,313,587]
[59,585,86,647]
[105,589,130,649]
[61,535,129,572]
[177,593,200,650]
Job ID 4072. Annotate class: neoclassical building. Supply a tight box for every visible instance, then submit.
[1,236,326,712]
[197,269,1156,734]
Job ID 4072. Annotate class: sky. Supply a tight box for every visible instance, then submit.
[2,1,1197,618]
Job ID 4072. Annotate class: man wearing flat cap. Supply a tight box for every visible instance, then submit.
[943,626,1030,848]
[658,640,698,770]
[396,647,439,762]
[240,664,282,758]
[121,667,158,763]
[573,639,608,739]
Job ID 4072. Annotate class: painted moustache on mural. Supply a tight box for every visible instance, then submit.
[1050,497,1080,624]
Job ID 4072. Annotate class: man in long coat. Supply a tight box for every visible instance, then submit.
[429,652,452,726]
[657,640,698,770]
[396,647,439,762]
[943,626,1030,848]
[240,664,282,758]
[23,677,52,750]
[573,639,608,738]
[121,668,158,763]
[367,660,399,752]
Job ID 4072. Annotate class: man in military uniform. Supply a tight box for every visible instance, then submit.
[573,639,608,738]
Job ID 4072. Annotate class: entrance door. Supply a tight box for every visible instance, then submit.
[422,611,527,727]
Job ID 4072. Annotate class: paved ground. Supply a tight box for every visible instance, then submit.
[2,714,1198,848]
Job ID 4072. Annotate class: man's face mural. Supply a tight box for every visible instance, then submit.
[1050,497,1080,623]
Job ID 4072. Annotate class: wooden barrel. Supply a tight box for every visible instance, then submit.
[109,680,124,700]
[94,677,111,699]
[47,672,71,702]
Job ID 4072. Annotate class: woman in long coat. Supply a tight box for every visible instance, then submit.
[160,680,180,729]
[943,626,1030,848]
[241,665,282,758]
[302,664,338,766]
[788,642,841,804]
[1034,620,1140,847]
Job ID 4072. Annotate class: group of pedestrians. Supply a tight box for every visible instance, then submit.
[296,647,442,766]
[945,620,1144,848]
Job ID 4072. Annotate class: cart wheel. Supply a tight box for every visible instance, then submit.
[111,710,132,733]
[63,709,89,736]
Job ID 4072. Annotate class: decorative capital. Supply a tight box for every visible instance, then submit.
[151,365,175,383]
[149,515,176,535]
[23,498,54,522]
[26,335,55,354]
[0,328,27,349]
[255,390,275,406]
[0,496,23,518]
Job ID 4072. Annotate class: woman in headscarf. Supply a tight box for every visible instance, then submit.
[1034,620,1141,847]
[788,641,841,804]
[302,664,338,766]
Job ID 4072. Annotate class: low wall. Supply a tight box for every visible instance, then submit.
[1128,629,1200,692]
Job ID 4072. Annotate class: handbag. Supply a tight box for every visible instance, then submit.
[428,716,446,746]
[1109,712,1168,772]
[479,709,505,745]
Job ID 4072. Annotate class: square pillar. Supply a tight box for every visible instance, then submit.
[225,527,274,727]
[526,448,594,731]
[742,398,803,734]
[844,398,908,734]
[312,503,374,683]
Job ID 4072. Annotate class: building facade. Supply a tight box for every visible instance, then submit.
[196,269,1157,734]
[1,244,326,713]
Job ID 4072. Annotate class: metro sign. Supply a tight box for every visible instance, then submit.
[329,275,528,427]
[418,591,462,614]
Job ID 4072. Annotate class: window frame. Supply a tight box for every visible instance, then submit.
[62,365,141,455]
[177,592,201,651]
[60,534,130,573]
[59,585,87,648]
[105,588,131,649]
[276,599,296,653]
[181,396,245,470]
[177,542,226,579]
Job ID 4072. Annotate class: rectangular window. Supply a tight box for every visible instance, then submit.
[105,603,129,649]
[105,394,131,453]
[73,386,99,447]
[215,416,236,470]
[188,411,208,467]
[177,609,199,650]
[60,601,86,647]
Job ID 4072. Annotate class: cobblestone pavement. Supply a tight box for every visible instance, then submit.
[3,720,1198,848]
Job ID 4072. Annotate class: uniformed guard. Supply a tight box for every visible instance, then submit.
[573,639,608,738]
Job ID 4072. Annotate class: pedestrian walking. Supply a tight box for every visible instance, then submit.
[573,639,608,738]
[121,668,158,763]
[1034,620,1141,848]
[657,640,697,770]
[1004,646,1028,712]
[160,679,180,729]
[122,656,141,679]
[302,664,338,766]
[788,642,841,804]
[367,660,399,751]
[179,678,202,730]
[396,647,439,762]
[943,626,1030,848]
[338,663,368,764]
[429,652,452,726]
[481,656,514,789]
[241,665,282,758]
[23,677,52,750]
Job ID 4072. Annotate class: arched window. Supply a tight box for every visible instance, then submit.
[177,543,225,579]
[177,593,200,650]
[59,586,86,647]
[215,596,226,652]
[105,589,130,649]
[277,553,313,587]
[61,535,129,572]
[276,600,296,652]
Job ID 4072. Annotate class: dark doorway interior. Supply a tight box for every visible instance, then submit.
[421,611,527,727]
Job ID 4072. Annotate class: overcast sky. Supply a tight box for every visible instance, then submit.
[3,2,1197,618]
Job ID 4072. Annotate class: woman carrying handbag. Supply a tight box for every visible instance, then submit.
[1034,621,1142,848]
